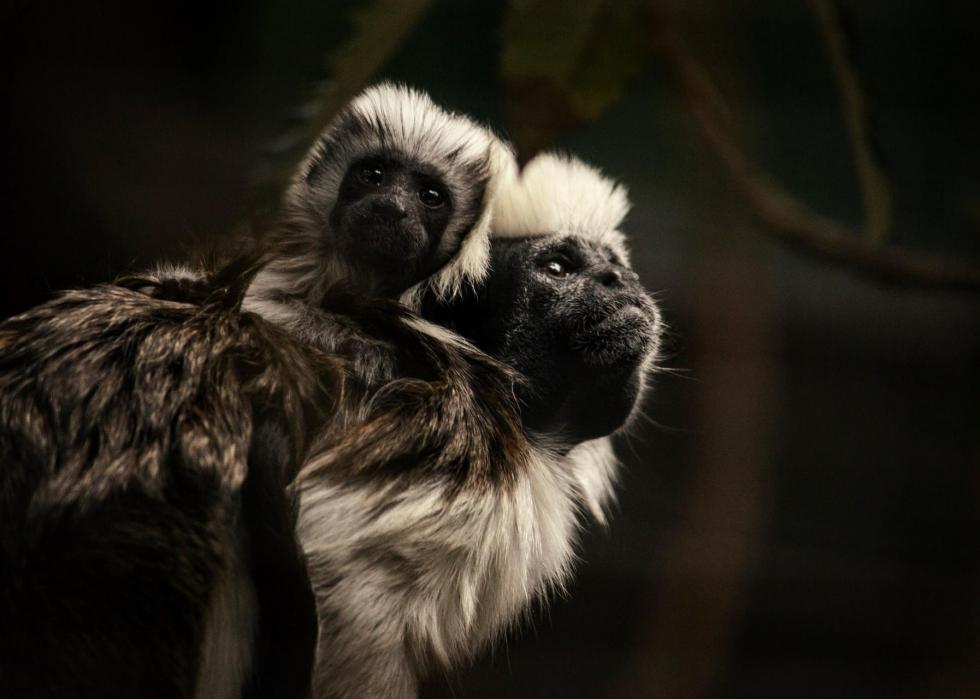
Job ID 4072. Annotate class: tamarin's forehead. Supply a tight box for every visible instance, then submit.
[298,86,495,198]
[305,140,488,185]
[313,95,492,174]
[340,149,484,186]
[500,234,626,267]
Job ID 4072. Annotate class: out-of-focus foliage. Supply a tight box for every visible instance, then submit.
[501,0,651,158]
[294,0,655,162]
[309,0,433,136]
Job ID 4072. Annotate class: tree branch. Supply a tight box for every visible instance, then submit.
[651,2,980,292]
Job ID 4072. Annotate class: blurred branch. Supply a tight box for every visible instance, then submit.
[309,0,434,137]
[810,0,893,246]
[621,248,778,698]
[651,1,980,292]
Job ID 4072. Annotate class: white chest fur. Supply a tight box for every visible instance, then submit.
[296,439,617,697]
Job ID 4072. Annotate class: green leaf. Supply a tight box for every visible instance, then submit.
[502,0,652,159]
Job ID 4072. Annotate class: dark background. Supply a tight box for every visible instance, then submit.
[3,1,978,697]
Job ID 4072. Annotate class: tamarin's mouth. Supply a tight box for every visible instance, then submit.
[566,304,659,368]
[586,302,657,336]
[348,222,427,259]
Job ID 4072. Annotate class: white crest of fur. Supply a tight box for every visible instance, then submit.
[492,152,631,262]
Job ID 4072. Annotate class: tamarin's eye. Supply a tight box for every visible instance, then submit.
[359,165,384,186]
[542,259,569,278]
[418,187,446,208]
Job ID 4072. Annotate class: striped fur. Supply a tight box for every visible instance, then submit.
[0,263,335,698]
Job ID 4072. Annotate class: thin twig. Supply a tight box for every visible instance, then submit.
[810,0,893,246]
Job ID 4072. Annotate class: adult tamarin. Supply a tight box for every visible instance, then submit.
[295,153,661,697]
[0,261,334,699]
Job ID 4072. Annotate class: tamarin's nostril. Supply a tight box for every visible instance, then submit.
[599,268,623,287]
[372,196,407,219]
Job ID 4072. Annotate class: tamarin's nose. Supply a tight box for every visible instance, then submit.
[597,267,623,287]
[372,195,408,220]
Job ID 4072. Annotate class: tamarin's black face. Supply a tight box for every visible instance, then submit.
[330,156,453,293]
[423,235,660,445]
